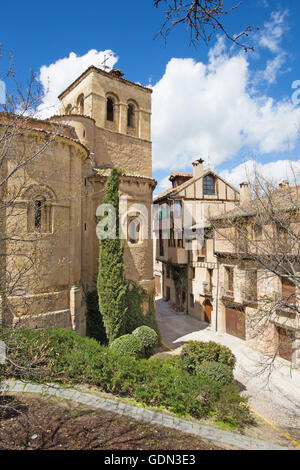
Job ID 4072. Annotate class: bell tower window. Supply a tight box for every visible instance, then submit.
[107,98,114,122]
[127,104,135,128]
[77,94,84,115]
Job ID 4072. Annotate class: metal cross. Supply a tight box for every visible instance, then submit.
[100,54,110,71]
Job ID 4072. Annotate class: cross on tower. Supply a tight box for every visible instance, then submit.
[100,54,110,72]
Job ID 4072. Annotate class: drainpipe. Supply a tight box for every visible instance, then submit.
[215,258,220,332]
[213,226,219,332]
[186,248,190,315]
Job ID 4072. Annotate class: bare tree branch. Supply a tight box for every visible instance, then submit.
[154,0,259,51]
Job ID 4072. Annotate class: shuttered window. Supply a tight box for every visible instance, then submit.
[281,277,296,305]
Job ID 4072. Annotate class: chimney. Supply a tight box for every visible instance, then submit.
[279,180,289,189]
[192,158,204,179]
[240,182,250,205]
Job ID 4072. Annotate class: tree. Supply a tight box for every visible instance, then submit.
[211,167,300,371]
[154,0,259,51]
[97,168,128,344]
[0,47,63,326]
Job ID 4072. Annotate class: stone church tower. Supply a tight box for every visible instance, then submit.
[1,66,156,335]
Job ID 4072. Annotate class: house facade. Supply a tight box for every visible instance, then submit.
[212,182,300,369]
[154,159,240,328]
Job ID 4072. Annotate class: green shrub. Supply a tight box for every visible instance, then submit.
[195,361,234,385]
[1,327,253,428]
[109,334,144,359]
[86,291,108,345]
[213,384,256,429]
[181,341,236,374]
[132,326,158,357]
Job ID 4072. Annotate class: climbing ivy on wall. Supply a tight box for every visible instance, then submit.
[97,167,159,344]
[125,282,159,337]
[167,261,187,287]
[97,167,128,344]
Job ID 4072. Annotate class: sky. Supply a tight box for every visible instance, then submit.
[1,0,300,195]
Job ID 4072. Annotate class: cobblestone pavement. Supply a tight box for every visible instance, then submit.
[1,380,289,450]
[156,298,300,432]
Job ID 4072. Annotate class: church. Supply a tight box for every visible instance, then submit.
[0,66,156,334]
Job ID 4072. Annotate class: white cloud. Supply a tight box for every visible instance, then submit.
[36,49,118,118]
[258,10,288,54]
[259,54,286,84]
[155,174,172,194]
[219,159,300,188]
[254,10,289,85]
[151,36,300,171]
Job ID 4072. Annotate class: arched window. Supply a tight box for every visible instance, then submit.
[29,196,51,233]
[127,104,135,128]
[34,198,44,229]
[65,104,72,115]
[24,185,55,234]
[128,216,140,244]
[203,174,216,195]
[77,94,84,115]
[107,98,114,122]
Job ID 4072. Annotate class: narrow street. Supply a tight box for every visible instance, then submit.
[156,298,300,435]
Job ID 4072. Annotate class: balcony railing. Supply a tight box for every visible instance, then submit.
[244,293,258,303]
[220,286,234,299]
[203,282,213,296]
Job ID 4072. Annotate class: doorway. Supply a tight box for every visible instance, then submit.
[203,299,212,324]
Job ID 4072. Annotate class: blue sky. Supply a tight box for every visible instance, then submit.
[1,0,300,193]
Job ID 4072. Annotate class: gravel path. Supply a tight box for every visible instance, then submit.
[156,298,300,432]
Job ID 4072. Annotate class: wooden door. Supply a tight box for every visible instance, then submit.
[155,275,161,297]
[204,300,212,324]
[226,306,245,340]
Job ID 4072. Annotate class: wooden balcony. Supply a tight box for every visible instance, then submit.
[220,286,234,300]
[168,247,188,265]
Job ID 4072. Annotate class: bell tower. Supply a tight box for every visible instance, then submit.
[57,66,152,177]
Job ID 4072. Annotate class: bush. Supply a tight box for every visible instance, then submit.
[86,291,108,345]
[132,326,158,357]
[195,361,234,385]
[213,384,256,429]
[1,327,253,428]
[109,334,144,359]
[181,341,236,374]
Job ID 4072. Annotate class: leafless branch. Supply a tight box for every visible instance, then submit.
[154,0,259,51]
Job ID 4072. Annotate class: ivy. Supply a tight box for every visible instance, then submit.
[97,168,128,344]
[96,167,159,345]
[167,261,187,287]
[125,282,159,337]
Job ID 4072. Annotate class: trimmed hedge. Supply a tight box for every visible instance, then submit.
[195,361,234,385]
[181,341,236,374]
[0,328,254,429]
[132,326,158,357]
[110,334,144,359]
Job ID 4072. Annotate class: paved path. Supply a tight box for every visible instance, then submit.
[1,379,289,450]
[156,298,300,432]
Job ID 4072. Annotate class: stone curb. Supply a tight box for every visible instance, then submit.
[1,379,290,451]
